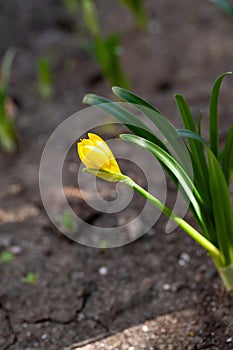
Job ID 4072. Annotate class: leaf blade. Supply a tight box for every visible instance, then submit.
[209,71,232,157]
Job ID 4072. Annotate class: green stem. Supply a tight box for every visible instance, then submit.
[122,176,221,263]
[218,263,233,292]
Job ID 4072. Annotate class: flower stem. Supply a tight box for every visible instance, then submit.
[122,176,221,263]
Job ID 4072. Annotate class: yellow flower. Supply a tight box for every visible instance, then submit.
[77,133,124,182]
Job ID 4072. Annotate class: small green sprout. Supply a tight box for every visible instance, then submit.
[37,57,53,100]
[0,49,18,152]
[22,273,37,285]
[100,241,108,249]
[0,251,14,263]
[60,211,77,233]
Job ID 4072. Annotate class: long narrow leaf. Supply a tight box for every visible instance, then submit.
[83,94,167,150]
[120,133,206,230]
[209,71,232,157]
[112,87,192,177]
[175,94,212,211]
[222,123,233,185]
[112,86,162,114]
[83,93,180,187]
[177,129,208,145]
[207,148,233,265]
[174,94,197,132]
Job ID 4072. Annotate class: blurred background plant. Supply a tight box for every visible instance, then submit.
[81,0,130,88]
[120,0,148,29]
[22,272,37,285]
[0,49,18,152]
[0,251,14,263]
[61,0,79,14]
[37,56,53,100]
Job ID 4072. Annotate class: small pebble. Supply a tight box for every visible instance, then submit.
[226,337,232,343]
[128,347,135,350]
[180,252,191,262]
[98,266,108,276]
[178,259,186,266]
[163,283,171,291]
[142,325,149,332]
[41,334,48,340]
[10,246,23,255]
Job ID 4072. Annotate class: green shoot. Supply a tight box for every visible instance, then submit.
[37,57,53,100]
[60,211,77,233]
[0,49,18,152]
[119,0,148,29]
[0,251,14,263]
[81,0,130,88]
[22,273,37,285]
[83,72,233,291]
[61,0,79,14]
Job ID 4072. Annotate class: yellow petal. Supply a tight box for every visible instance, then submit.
[88,133,113,159]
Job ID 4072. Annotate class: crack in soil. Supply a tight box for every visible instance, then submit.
[0,301,17,350]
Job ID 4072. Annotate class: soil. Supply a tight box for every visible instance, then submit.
[0,0,233,349]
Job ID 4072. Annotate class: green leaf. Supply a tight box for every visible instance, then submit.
[81,0,100,37]
[209,71,232,157]
[207,148,233,265]
[22,273,37,285]
[120,133,206,229]
[112,87,193,178]
[197,110,203,136]
[210,0,233,18]
[93,35,130,88]
[174,94,197,132]
[119,0,148,29]
[112,86,162,115]
[174,94,211,209]
[37,57,53,100]
[0,48,16,93]
[177,129,208,145]
[83,92,187,189]
[83,93,167,150]
[222,123,233,185]
[0,251,14,263]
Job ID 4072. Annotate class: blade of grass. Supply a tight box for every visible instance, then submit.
[198,111,203,136]
[83,94,168,150]
[112,87,192,177]
[120,133,206,230]
[177,129,208,145]
[207,147,233,266]
[0,49,16,92]
[222,123,233,185]
[174,94,212,214]
[83,93,180,187]
[209,71,232,157]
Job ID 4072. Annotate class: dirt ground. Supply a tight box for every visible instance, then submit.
[0,1,233,349]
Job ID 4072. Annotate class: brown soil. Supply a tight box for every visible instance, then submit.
[0,1,233,349]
